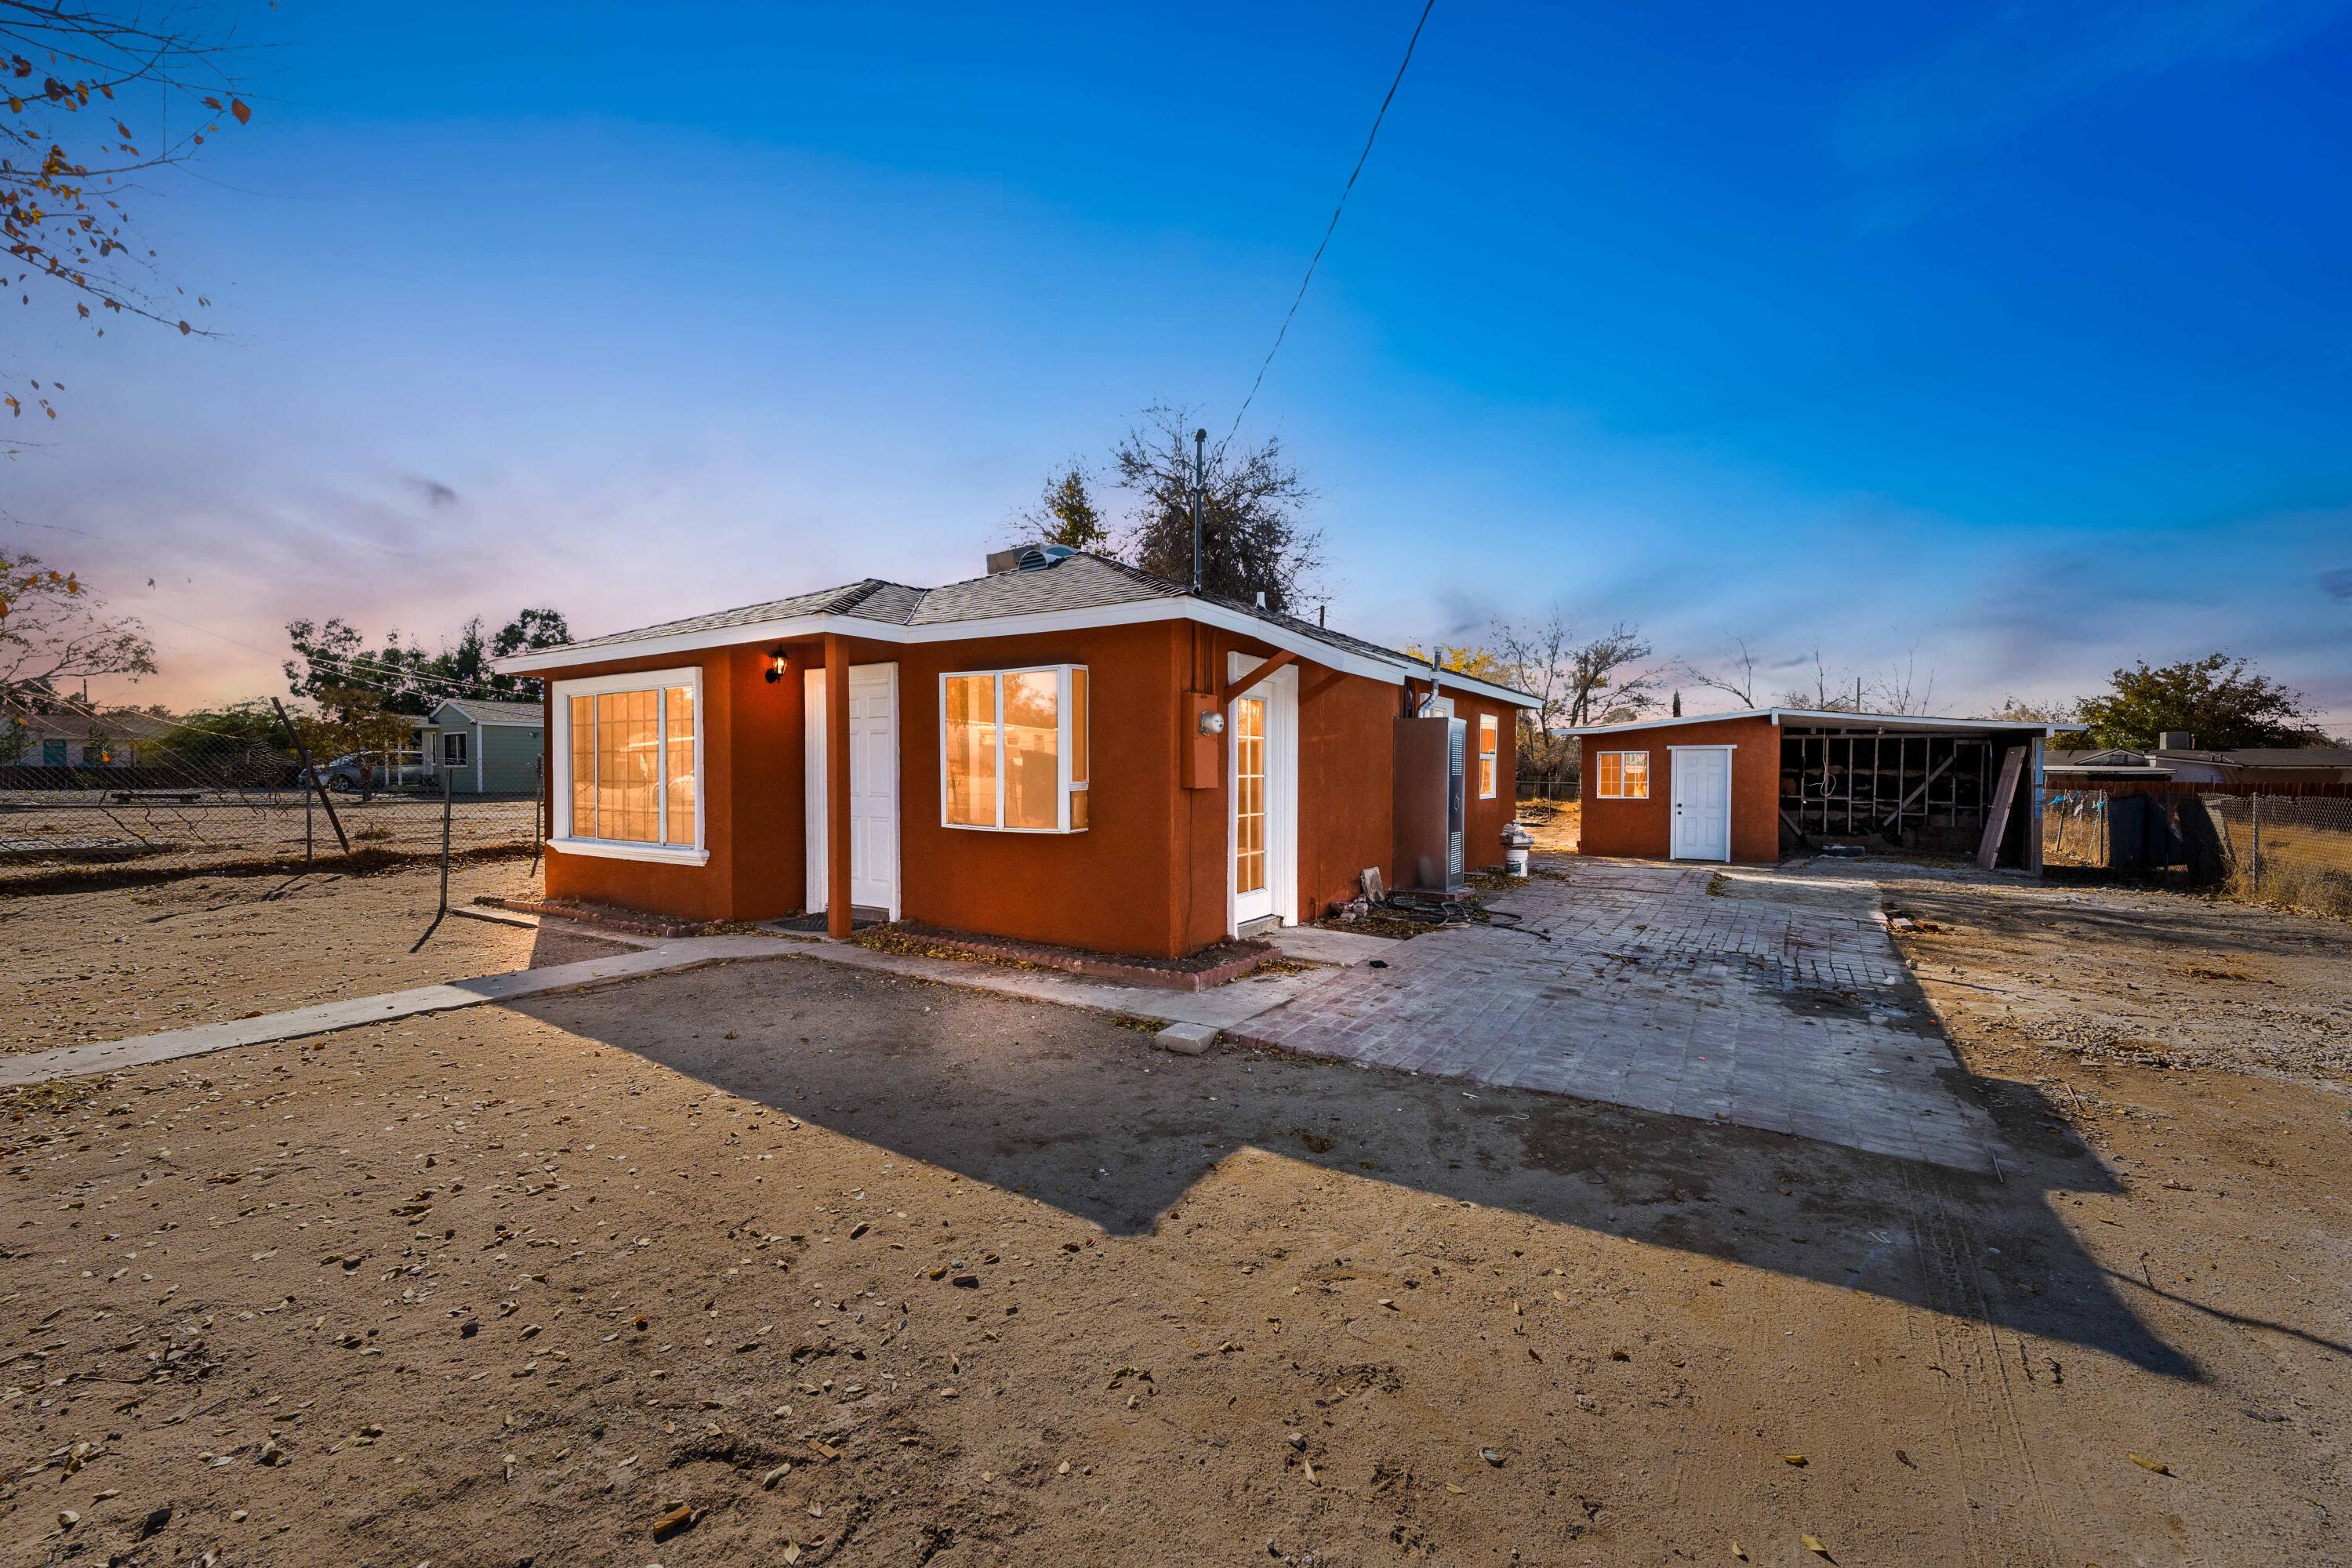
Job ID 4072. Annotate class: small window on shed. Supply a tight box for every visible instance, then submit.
[1478,714,1499,799]
[1595,750,1650,800]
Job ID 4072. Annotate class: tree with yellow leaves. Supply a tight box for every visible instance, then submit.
[2,0,258,420]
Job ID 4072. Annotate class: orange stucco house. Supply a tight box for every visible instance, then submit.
[491,548,1537,957]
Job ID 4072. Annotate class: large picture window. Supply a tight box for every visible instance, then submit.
[1595,750,1650,800]
[941,664,1088,833]
[552,668,705,862]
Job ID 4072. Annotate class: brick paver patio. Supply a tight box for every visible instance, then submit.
[1227,858,2002,1172]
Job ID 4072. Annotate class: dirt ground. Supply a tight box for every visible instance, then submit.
[0,862,628,1058]
[1867,862,2352,1080]
[2,862,2347,1566]
[0,793,541,887]
[1515,797,1579,853]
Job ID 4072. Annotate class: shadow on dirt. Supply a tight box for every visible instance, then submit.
[508,953,2200,1381]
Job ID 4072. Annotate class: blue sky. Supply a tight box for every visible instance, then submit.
[15,0,2351,728]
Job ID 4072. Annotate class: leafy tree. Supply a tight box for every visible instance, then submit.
[2,1,257,417]
[1015,463,1111,553]
[291,684,419,800]
[0,702,27,764]
[492,607,571,662]
[142,700,289,782]
[154,700,280,753]
[1110,406,1323,612]
[2078,653,2325,750]
[285,607,571,715]
[0,547,155,703]
[1984,695,2082,724]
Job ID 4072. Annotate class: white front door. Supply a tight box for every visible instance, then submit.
[847,666,898,912]
[1670,746,1732,862]
[1232,692,1274,926]
[804,663,901,918]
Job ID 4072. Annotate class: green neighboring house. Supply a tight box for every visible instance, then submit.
[419,697,545,795]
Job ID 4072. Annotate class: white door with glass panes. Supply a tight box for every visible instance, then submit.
[1231,693,1273,925]
[1669,745,1732,862]
[1225,652,1298,932]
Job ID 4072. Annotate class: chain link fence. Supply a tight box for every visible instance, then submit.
[2042,789,2352,919]
[2203,793,2352,918]
[2,709,543,891]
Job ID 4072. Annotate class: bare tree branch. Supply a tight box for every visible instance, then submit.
[1678,633,1763,708]
[1,0,260,412]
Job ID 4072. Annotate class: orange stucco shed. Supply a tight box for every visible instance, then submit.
[1569,708,2074,868]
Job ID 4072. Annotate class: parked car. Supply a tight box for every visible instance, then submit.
[305,750,433,793]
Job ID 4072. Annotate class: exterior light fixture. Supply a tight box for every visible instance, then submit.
[765,650,789,684]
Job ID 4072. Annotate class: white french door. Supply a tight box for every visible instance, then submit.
[1232,694,1273,926]
[1224,652,1298,933]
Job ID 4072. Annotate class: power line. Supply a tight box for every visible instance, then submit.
[295,650,535,701]
[1228,0,1437,442]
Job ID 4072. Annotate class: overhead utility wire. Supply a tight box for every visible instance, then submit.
[1227,0,1437,442]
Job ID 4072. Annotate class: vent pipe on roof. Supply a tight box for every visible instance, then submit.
[1190,428,1207,595]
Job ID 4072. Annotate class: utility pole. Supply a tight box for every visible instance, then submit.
[1190,427,1207,596]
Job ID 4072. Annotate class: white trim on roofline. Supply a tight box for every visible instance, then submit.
[1562,707,2085,738]
[489,596,1544,709]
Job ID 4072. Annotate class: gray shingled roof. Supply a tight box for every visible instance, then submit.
[546,580,905,654]
[432,697,546,726]
[907,553,1181,623]
[526,552,1533,698]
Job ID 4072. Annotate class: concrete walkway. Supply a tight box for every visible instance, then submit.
[0,920,1385,1088]
[1227,858,2006,1173]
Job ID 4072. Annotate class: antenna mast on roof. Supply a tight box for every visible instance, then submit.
[1190,427,1206,596]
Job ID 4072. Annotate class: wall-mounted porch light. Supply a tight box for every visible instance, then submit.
[764,649,790,685]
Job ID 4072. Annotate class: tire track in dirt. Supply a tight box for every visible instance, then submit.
[1896,1156,2062,1566]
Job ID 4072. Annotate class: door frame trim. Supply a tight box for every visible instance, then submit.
[1225,652,1299,934]
[1668,743,1734,863]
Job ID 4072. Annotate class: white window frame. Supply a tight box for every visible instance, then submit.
[1595,749,1650,800]
[1478,713,1499,799]
[549,666,708,865]
[441,730,470,767]
[938,663,1088,834]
